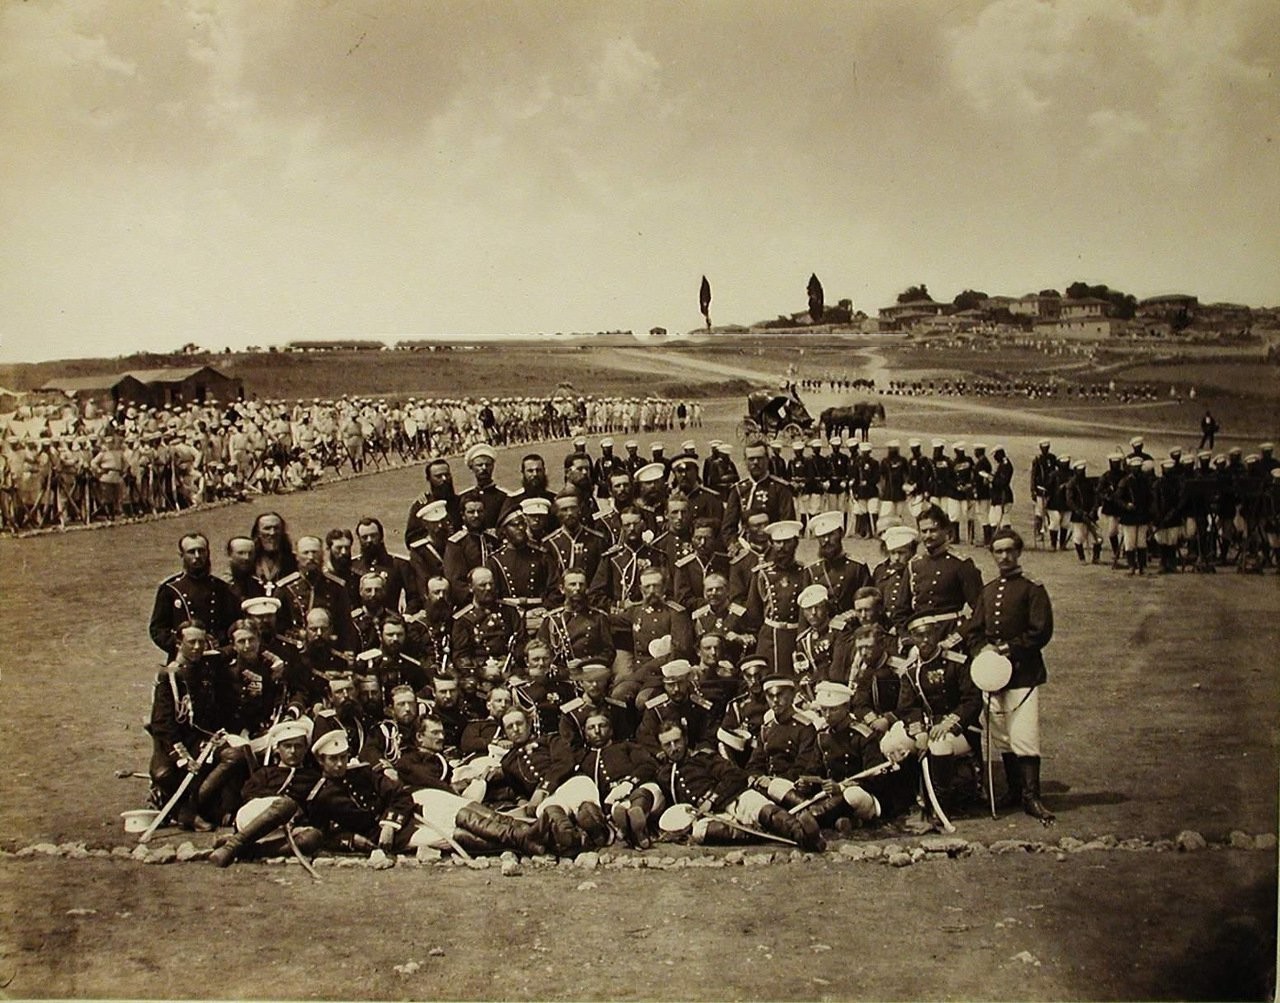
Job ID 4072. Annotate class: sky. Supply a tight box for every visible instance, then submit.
[2,0,1277,362]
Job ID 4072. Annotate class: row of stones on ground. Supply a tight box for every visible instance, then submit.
[5,830,1275,871]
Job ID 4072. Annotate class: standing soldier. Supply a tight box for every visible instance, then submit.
[1064,461,1102,564]
[671,454,725,527]
[803,510,870,616]
[443,497,499,604]
[672,518,730,608]
[1030,440,1058,545]
[150,532,240,659]
[949,444,975,545]
[537,569,615,669]
[962,528,1055,824]
[543,490,608,589]
[891,505,982,634]
[487,505,554,635]
[276,536,356,652]
[1115,456,1153,575]
[904,440,934,521]
[987,446,1015,540]
[458,443,507,531]
[744,520,806,672]
[702,441,740,497]
[722,443,796,546]
[850,442,881,540]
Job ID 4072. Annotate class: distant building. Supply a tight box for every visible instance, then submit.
[1008,294,1062,319]
[285,340,386,352]
[39,373,151,410]
[650,327,667,336]
[1136,294,1198,325]
[1032,317,1113,340]
[124,365,243,408]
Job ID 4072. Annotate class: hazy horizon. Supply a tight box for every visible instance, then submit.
[3,0,1277,364]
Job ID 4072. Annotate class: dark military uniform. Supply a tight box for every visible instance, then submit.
[961,569,1053,690]
[407,537,447,602]
[443,527,499,604]
[404,490,461,548]
[683,484,726,527]
[353,648,430,701]
[744,560,806,671]
[457,482,509,531]
[690,600,753,663]
[621,599,695,664]
[149,571,240,658]
[891,548,982,631]
[449,601,522,674]
[651,529,694,569]
[500,739,575,799]
[349,605,391,656]
[352,551,420,615]
[459,716,504,756]
[879,451,909,505]
[487,541,554,629]
[276,569,356,651]
[722,474,795,545]
[727,544,766,604]
[358,718,419,775]
[394,747,456,793]
[303,766,417,852]
[871,559,908,616]
[543,524,608,586]
[802,553,870,615]
[896,647,983,737]
[816,718,918,819]
[796,620,842,687]
[657,748,750,812]
[746,711,819,781]
[227,571,268,611]
[589,543,662,610]
[702,453,740,496]
[672,549,730,608]
[847,651,909,727]
[536,604,615,667]
[634,691,715,752]
[575,741,658,801]
[557,695,635,753]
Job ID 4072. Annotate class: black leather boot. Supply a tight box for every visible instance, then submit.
[455,803,548,857]
[693,819,755,844]
[997,753,1022,810]
[540,805,582,857]
[209,797,298,867]
[574,801,613,850]
[1020,756,1055,825]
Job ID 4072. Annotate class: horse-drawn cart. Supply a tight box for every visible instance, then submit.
[737,386,815,443]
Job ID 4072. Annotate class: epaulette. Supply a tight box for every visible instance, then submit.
[161,571,184,584]
[692,603,711,617]
[409,537,428,550]
[674,553,696,568]
[852,722,874,738]
[943,650,966,664]
[448,528,468,543]
[452,603,477,620]
[605,697,629,709]
[602,544,623,556]
[692,694,713,710]
[645,693,670,710]
[664,599,686,612]
[831,612,852,631]
[729,602,747,616]
[352,607,368,619]
[276,572,301,587]
[356,649,381,663]
[389,552,410,562]
[560,697,584,713]
[402,654,422,666]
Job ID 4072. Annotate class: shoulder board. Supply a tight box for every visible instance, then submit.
[751,561,768,573]
[692,695,713,710]
[605,698,629,709]
[729,602,747,616]
[603,544,623,556]
[830,612,852,631]
[1025,576,1043,587]
[276,572,301,587]
[389,552,410,562]
[347,760,370,770]
[452,604,477,620]
[645,693,670,709]
[352,608,369,619]
[792,709,817,728]
[888,656,910,670]
[583,526,607,539]
[943,650,967,664]
[356,649,381,662]
[664,600,686,612]
[447,529,468,543]
[161,572,184,584]
[692,603,711,617]
[322,571,345,586]
[560,697,584,713]
[402,654,422,666]
[316,708,337,719]
[408,538,428,550]
[674,553,696,567]
[767,475,789,486]
[853,722,874,738]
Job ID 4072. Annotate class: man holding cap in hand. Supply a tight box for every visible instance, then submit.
[962,527,1055,824]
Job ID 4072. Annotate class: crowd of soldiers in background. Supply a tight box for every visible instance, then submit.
[882,378,1176,402]
[140,430,1050,864]
[0,393,693,534]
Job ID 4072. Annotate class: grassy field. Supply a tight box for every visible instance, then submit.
[0,347,1277,1000]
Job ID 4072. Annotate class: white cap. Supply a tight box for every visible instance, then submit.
[881,526,919,551]
[636,463,666,483]
[764,520,803,542]
[798,584,829,609]
[661,659,693,680]
[417,499,449,523]
[465,443,497,464]
[808,511,844,538]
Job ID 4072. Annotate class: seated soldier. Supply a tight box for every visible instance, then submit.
[459,686,514,756]
[210,719,323,868]
[354,614,429,704]
[575,710,662,849]
[500,708,605,855]
[507,639,573,736]
[844,623,908,733]
[557,661,634,754]
[896,613,984,816]
[744,675,824,850]
[424,674,468,750]
[717,654,768,765]
[634,659,715,752]
[305,728,419,855]
[690,572,752,665]
[358,684,422,780]
[797,683,919,833]
[646,722,816,849]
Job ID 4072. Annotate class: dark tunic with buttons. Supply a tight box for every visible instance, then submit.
[500,739,576,798]
[304,766,416,849]
[149,571,240,657]
[658,749,749,812]
[891,548,983,629]
[746,712,819,780]
[817,718,918,818]
[961,569,1053,690]
[575,741,658,800]
[634,692,715,752]
[449,602,522,673]
[803,553,870,615]
[896,649,983,733]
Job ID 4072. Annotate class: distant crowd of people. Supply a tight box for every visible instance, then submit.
[0,393,693,534]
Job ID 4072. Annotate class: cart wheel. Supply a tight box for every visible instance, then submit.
[736,418,760,443]
[781,422,804,442]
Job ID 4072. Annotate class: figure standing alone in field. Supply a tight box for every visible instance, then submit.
[1198,410,1219,451]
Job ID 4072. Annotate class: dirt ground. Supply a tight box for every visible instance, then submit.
[0,343,1277,1000]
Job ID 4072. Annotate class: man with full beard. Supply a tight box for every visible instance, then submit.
[353,517,419,614]
[501,454,559,530]
[224,535,267,607]
[537,569,615,670]
[404,457,461,547]
[543,489,609,594]
[324,528,359,605]
[150,532,239,658]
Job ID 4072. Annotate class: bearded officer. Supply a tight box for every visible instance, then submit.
[961,528,1055,824]
[458,442,507,530]
[744,520,806,671]
[803,510,870,616]
[450,567,522,675]
[575,710,661,849]
[634,659,715,752]
[150,532,239,658]
[276,535,356,652]
[487,502,554,634]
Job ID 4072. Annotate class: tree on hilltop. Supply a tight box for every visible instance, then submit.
[952,289,988,311]
[897,284,932,303]
[1065,281,1138,319]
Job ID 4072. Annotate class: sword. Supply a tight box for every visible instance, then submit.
[919,754,956,834]
[138,732,223,843]
[285,824,322,881]
[788,760,899,815]
[694,808,796,847]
